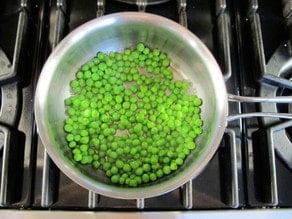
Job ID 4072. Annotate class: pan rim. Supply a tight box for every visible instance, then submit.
[34,12,228,199]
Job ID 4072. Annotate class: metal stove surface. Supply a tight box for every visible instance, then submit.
[0,0,291,216]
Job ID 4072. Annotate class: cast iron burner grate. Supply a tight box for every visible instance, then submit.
[33,0,242,210]
[1,0,292,212]
[235,0,292,207]
[277,78,292,141]
[259,41,292,170]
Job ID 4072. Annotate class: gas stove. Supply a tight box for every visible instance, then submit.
[0,0,291,217]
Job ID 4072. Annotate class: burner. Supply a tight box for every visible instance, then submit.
[260,42,292,125]
[260,42,292,169]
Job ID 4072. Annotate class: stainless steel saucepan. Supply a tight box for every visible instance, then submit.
[34,12,292,199]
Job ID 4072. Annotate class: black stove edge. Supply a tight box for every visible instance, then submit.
[0,209,292,219]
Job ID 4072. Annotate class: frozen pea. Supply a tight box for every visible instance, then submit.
[64,43,204,187]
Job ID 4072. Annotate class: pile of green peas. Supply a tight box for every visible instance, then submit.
[64,43,203,187]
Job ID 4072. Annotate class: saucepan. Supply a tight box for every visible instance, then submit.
[34,12,292,199]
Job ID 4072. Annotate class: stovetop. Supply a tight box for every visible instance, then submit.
[0,0,291,213]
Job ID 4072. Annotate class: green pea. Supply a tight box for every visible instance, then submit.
[156,169,164,178]
[135,167,144,176]
[116,160,124,169]
[142,173,150,183]
[111,175,120,184]
[69,141,76,148]
[163,166,171,175]
[149,173,157,181]
[66,134,74,142]
[64,43,204,187]
[136,43,145,52]
[93,160,101,168]
[74,153,82,162]
[123,164,131,172]
[142,163,151,172]
[64,124,73,132]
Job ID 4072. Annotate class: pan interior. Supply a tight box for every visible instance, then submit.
[35,12,227,199]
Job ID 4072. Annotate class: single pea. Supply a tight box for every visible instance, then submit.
[170,162,178,170]
[143,47,150,55]
[135,167,144,176]
[194,118,203,127]
[110,166,119,175]
[80,144,89,152]
[142,163,151,172]
[106,170,112,177]
[64,98,72,106]
[98,62,107,71]
[129,179,138,187]
[163,166,171,175]
[195,127,203,135]
[162,157,170,164]
[92,154,99,161]
[76,71,84,79]
[130,103,137,111]
[130,160,139,169]
[149,173,157,181]
[69,141,76,148]
[70,80,79,89]
[151,49,158,57]
[116,160,124,169]
[82,64,89,71]
[94,81,102,88]
[116,148,124,155]
[151,163,160,170]
[142,173,150,183]
[156,169,164,178]
[103,128,113,136]
[119,176,126,185]
[115,95,123,103]
[123,102,130,109]
[108,151,118,159]
[100,144,108,152]
[186,142,196,150]
[150,155,159,164]
[132,139,140,146]
[74,153,82,162]
[92,160,100,168]
[115,53,122,61]
[64,124,73,132]
[135,176,142,185]
[80,136,89,144]
[193,97,203,106]
[133,123,142,133]
[102,162,111,171]
[73,148,81,154]
[136,43,145,52]
[101,115,110,123]
[151,127,158,134]
[73,134,81,142]
[131,51,139,59]
[104,84,112,92]
[124,48,131,55]
[123,164,131,172]
[111,175,120,184]
[66,134,74,142]
[97,52,105,60]
[145,59,152,66]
